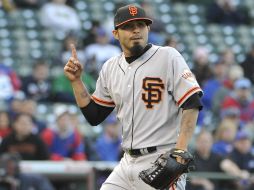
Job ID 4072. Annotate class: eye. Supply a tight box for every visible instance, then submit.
[137,22,146,27]
[120,23,133,30]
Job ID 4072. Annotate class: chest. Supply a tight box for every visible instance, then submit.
[109,58,169,108]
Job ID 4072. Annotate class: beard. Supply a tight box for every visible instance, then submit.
[129,43,145,56]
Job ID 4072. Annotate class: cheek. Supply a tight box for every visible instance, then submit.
[118,33,127,43]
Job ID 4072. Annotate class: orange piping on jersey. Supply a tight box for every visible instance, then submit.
[177,87,202,106]
[91,96,115,106]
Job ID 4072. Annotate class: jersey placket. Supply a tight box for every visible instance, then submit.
[120,60,138,150]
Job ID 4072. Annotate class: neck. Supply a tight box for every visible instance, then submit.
[15,133,26,140]
[199,150,210,159]
[125,43,148,57]
[125,44,152,63]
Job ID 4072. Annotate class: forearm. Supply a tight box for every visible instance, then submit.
[221,159,250,179]
[80,100,114,126]
[71,80,91,107]
[176,108,199,150]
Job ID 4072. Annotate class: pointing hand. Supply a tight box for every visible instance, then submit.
[64,44,83,82]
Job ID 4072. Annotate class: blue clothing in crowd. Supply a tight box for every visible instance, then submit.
[95,135,121,161]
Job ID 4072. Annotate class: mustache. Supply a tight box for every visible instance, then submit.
[130,36,142,40]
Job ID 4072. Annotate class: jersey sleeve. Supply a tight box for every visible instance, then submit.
[169,49,203,107]
[91,63,115,107]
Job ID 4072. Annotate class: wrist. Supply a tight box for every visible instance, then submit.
[71,79,83,85]
[175,143,188,151]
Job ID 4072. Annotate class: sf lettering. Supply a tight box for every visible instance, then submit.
[142,77,165,109]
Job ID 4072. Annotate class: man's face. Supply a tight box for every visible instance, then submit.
[236,88,251,102]
[57,112,72,132]
[113,20,149,57]
[234,138,252,154]
[196,132,213,155]
[14,115,33,137]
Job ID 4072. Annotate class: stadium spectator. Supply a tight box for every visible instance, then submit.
[83,20,102,46]
[0,63,21,101]
[20,99,47,134]
[41,105,86,161]
[211,64,243,125]
[0,113,49,160]
[229,130,254,171]
[21,60,52,103]
[95,114,121,161]
[187,129,249,190]
[201,60,227,110]
[84,27,121,77]
[212,119,237,156]
[7,95,24,121]
[217,48,237,67]
[0,153,55,190]
[241,44,254,84]
[13,0,47,9]
[0,110,11,143]
[57,33,86,66]
[52,71,96,103]
[221,78,254,126]
[206,0,250,25]
[227,130,254,190]
[39,0,81,35]
[1,0,15,11]
[164,36,178,50]
[140,1,166,45]
[198,60,227,128]
[52,34,95,103]
[191,46,213,87]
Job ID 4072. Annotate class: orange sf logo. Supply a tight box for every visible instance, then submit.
[129,6,138,16]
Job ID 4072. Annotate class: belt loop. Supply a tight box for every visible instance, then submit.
[143,148,149,154]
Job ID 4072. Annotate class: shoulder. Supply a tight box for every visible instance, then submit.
[156,45,181,55]
[101,54,122,71]
[0,134,12,144]
[30,134,43,140]
[41,128,55,140]
[153,46,183,61]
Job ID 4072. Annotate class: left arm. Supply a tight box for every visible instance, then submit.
[175,108,199,151]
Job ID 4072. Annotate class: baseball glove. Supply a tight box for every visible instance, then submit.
[139,148,194,190]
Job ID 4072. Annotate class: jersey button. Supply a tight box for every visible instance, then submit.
[128,84,131,88]
[128,67,131,70]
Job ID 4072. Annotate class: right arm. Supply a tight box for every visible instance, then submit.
[64,44,113,125]
[64,44,91,107]
[220,159,250,180]
[71,80,91,108]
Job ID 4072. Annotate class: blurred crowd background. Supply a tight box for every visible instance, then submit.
[0,0,254,189]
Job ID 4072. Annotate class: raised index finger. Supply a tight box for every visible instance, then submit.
[71,43,78,59]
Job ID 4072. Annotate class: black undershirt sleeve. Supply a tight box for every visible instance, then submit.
[181,93,203,110]
[80,100,114,126]
[80,93,201,126]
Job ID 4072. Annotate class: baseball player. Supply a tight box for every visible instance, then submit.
[64,4,203,190]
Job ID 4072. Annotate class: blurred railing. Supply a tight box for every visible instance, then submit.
[20,161,242,190]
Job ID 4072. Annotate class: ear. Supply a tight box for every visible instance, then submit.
[112,30,119,40]
[147,25,151,31]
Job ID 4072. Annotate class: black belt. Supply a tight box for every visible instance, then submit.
[126,146,157,157]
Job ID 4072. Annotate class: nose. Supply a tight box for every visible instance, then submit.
[132,23,140,32]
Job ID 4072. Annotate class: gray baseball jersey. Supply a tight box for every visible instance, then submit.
[91,45,202,150]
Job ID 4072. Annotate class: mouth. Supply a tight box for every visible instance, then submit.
[130,36,142,40]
